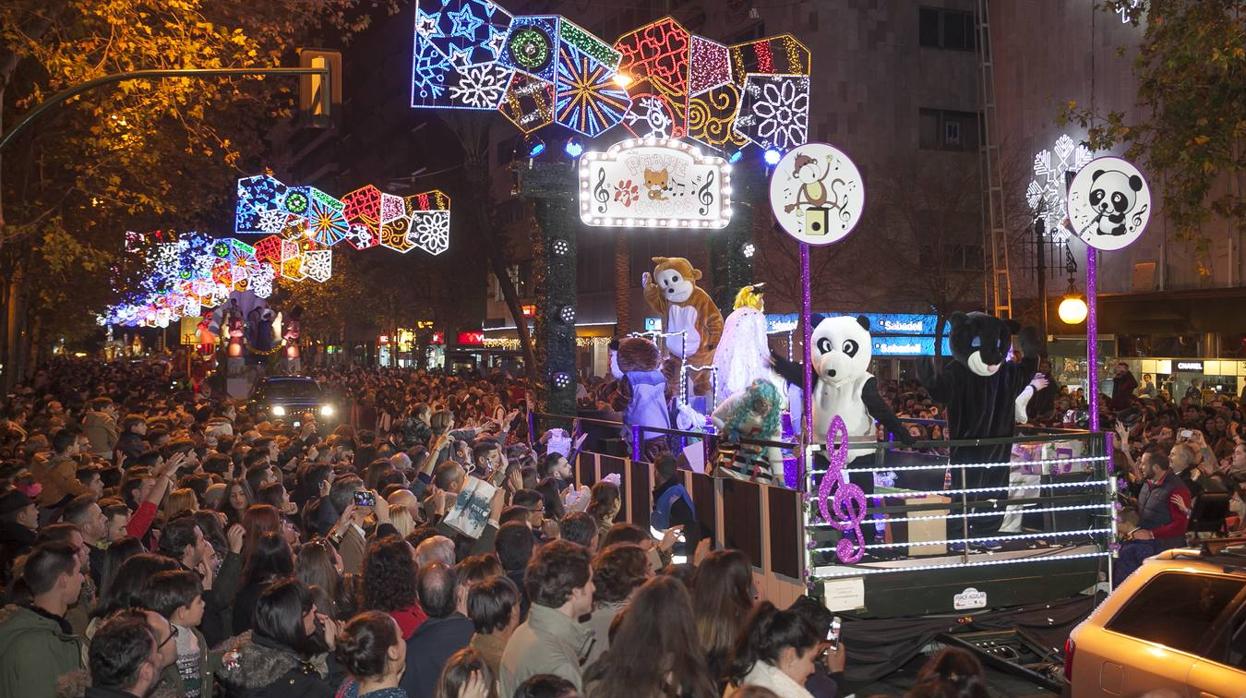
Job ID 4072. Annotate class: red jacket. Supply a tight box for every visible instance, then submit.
[1150,481,1191,539]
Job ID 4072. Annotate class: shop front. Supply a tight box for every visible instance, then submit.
[1117,358,1246,401]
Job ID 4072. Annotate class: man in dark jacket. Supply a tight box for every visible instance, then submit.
[401,563,474,698]
[0,490,38,586]
[1110,363,1139,412]
[1136,449,1190,551]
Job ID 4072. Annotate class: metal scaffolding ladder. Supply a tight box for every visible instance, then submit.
[976,0,1012,319]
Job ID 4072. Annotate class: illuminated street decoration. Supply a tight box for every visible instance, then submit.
[405,189,452,256]
[559,18,621,71]
[302,249,334,283]
[499,73,556,133]
[614,18,691,139]
[729,35,810,83]
[1027,133,1095,242]
[554,40,630,136]
[421,0,512,69]
[499,15,559,81]
[341,185,383,250]
[687,85,748,152]
[304,187,350,247]
[411,3,813,156]
[734,74,810,153]
[235,174,289,234]
[689,36,731,95]
[578,137,732,228]
[447,61,513,109]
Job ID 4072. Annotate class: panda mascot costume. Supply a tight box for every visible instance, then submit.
[771,316,913,508]
[917,311,1044,541]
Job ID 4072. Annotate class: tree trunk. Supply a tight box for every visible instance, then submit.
[488,253,537,378]
[4,264,24,390]
[614,231,630,335]
[451,116,538,384]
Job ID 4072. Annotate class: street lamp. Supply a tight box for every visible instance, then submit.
[1058,284,1088,325]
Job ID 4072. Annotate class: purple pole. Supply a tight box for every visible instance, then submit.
[800,243,813,487]
[1087,247,1100,432]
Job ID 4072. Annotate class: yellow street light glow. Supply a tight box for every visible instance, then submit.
[1058,295,1088,325]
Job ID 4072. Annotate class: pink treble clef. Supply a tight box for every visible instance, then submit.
[817,414,867,564]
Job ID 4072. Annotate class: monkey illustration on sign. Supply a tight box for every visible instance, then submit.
[784,153,846,215]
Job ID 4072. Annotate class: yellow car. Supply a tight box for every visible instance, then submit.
[1064,540,1246,697]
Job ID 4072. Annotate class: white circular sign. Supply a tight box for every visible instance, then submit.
[1067,155,1151,251]
[768,143,865,245]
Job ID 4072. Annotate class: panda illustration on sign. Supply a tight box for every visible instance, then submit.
[770,315,912,450]
[1088,168,1143,236]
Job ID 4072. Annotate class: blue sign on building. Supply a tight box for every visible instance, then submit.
[765,312,950,356]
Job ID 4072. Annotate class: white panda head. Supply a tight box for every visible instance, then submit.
[811,315,873,385]
[1089,169,1143,217]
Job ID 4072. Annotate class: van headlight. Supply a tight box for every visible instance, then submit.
[320,404,335,417]
[271,405,287,417]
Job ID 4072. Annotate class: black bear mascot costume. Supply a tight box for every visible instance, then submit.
[918,312,1043,541]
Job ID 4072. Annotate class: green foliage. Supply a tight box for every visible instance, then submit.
[0,0,396,339]
[1061,0,1246,266]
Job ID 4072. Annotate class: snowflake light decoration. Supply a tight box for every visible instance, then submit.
[735,74,810,153]
[302,249,333,283]
[411,211,451,255]
[448,61,513,109]
[411,31,455,107]
[1027,133,1095,243]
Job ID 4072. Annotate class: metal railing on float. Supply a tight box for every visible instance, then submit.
[804,426,1115,616]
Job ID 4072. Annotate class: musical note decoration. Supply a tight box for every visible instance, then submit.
[817,414,867,564]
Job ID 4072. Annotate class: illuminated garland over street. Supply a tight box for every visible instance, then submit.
[104,176,452,327]
[411,1,813,156]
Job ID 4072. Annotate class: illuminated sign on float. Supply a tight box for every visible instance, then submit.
[769,143,864,246]
[644,317,662,332]
[578,138,731,228]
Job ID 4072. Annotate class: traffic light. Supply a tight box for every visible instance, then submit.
[297,48,342,128]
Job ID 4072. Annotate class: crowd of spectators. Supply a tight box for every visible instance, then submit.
[0,358,995,698]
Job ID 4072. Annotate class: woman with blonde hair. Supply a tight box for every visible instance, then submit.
[164,487,199,520]
[388,503,416,538]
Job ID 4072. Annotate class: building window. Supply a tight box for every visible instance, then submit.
[919,7,976,51]
[919,108,980,152]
